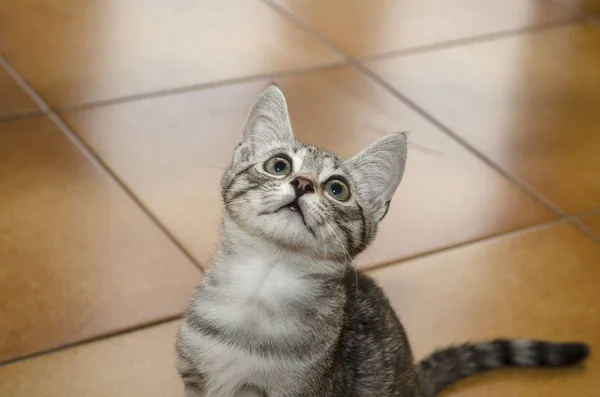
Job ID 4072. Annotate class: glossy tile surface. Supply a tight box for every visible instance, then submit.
[2,1,598,394]
[0,117,200,362]
[273,0,572,57]
[0,66,37,118]
[1,223,597,397]
[62,67,554,268]
[373,222,599,396]
[581,212,600,236]
[0,322,183,397]
[368,24,600,214]
[0,0,340,108]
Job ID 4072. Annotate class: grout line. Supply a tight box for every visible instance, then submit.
[0,108,45,124]
[567,218,600,244]
[563,208,600,245]
[568,206,600,220]
[0,218,566,368]
[1,55,205,274]
[11,15,579,116]
[362,218,566,272]
[360,19,581,63]
[0,55,51,112]
[0,220,593,368]
[352,65,567,217]
[364,214,600,272]
[262,0,567,218]
[59,61,348,113]
[0,315,182,369]
[261,0,351,60]
[50,113,206,272]
[0,4,596,369]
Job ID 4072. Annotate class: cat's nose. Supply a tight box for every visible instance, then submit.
[290,177,314,197]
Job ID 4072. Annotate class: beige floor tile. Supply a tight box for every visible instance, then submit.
[0,66,37,119]
[0,322,183,397]
[372,221,599,396]
[0,0,340,108]
[368,24,600,214]
[62,67,554,269]
[0,117,201,363]
[272,0,572,58]
[1,222,597,396]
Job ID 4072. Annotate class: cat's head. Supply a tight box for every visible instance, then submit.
[221,85,407,261]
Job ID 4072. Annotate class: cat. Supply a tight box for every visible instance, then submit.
[175,84,589,397]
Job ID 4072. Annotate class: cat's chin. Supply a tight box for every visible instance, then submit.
[268,207,319,240]
[227,209,345,260]
[255,217,324,255]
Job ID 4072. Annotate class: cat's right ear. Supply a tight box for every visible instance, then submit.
[234,84,294,162]
[345,132,408,222]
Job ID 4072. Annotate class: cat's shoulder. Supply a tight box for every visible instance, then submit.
[343,269,387,301]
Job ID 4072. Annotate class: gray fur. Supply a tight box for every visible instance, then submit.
[416,339,589,397]
[176,85,589,397]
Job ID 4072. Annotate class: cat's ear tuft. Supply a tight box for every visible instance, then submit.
[236,85,294,161]
[346,132,408,221]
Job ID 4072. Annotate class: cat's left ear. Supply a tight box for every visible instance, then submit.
[235,84,294,162]
[345,132,408,222]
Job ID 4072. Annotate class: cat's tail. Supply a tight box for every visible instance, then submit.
[415,339,590,397]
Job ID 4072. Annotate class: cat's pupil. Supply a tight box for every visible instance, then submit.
[274,161,286,173]
[331,182,342,195]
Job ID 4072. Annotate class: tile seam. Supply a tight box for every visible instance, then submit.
[1,4,598,369]
[59,61,349,113]
[0,55,205,273]
[0,218,567,369]
[0,109,45,124]
[564,215,600,245]
[0,8,584,114]
[261,0,568,218]
[359,19,581,63]
[362,218,566,272]
[0,315,182,369]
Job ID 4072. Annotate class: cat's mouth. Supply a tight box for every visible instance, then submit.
[257,198,315,237]
[279,198,306,223]
[284,200,301,212]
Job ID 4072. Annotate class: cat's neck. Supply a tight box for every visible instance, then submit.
[213,215,345,275]
[203,215,346,301]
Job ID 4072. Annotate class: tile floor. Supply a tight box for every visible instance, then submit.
[0,0,599,395]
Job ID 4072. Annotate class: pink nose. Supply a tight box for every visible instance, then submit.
[290,177,314,197]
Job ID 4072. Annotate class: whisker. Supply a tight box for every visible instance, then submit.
[323,219,358,293]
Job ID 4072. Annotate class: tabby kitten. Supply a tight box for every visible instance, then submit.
[176,85,589,397]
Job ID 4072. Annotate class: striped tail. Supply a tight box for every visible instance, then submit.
[416,339,590,397]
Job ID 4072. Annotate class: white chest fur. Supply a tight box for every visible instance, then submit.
[181,252,325,396]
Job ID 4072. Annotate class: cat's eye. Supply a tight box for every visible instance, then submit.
[264,156,292,176]
[325,178,350,202]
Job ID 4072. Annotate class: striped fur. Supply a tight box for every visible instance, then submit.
[416,339,590,397]
[176,85,589,397]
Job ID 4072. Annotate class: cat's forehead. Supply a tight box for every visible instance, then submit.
[291,143,344,177]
